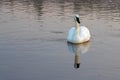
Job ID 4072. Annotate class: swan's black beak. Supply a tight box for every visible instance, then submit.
[76,17,80,24]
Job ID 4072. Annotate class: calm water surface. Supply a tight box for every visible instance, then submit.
[0,0,120,80]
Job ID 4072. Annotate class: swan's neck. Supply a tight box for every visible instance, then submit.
[75,21,80,31]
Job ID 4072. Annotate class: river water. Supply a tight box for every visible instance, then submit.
[0,0,120,80]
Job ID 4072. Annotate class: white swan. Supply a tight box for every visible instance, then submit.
[67,15,91,43]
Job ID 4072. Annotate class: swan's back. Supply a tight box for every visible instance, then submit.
[67,27,76,43]
[67,26,90,43]
[80,26,90,41]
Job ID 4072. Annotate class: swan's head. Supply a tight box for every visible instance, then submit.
[74,14,80,24]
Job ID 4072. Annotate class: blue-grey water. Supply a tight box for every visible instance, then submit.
[0,0,120,80]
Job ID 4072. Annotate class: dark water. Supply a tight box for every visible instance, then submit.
[0,0,120,80]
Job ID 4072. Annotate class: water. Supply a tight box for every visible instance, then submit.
[0,0,120,80]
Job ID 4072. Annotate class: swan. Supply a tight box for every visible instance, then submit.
[67,14,91,43]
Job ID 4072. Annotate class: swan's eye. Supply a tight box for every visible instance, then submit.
[76,17,80,24]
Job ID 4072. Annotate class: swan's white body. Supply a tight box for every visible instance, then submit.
[67,15,90,43]
[67,26,90,43]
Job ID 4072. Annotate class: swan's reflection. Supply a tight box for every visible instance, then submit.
[67,42,90,69]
